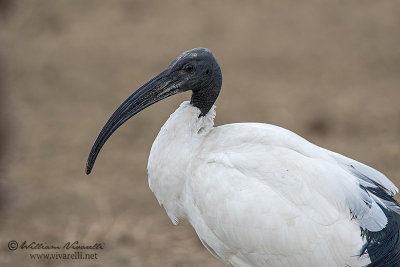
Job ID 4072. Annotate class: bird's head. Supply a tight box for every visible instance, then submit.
[167,48,222,109]
[86,48,222,174]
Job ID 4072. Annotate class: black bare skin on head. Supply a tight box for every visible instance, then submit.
[86,48,222,174]
[168,48,223,116]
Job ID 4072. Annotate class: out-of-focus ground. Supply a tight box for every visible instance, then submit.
[0,1,399,266]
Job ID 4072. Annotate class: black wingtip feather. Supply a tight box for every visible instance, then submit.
[359,186,400,267]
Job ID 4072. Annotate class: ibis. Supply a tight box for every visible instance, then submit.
[86,48,400,266]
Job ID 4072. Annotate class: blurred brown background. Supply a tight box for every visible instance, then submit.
[0,1,399,266]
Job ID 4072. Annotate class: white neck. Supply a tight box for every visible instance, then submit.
[147,101,216,224]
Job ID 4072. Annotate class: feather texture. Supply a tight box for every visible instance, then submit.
[147,101,400,267]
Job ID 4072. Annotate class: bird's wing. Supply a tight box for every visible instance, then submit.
[186,123,382,266]
[326,149,400,213]
[187,123,399,266]
[325,150,400,266]
[202,123,398,231]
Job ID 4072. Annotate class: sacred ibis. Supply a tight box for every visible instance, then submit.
[86,48,400,267]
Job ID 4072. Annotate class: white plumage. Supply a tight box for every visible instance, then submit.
[147,101,398,266]
[87,48,400,267]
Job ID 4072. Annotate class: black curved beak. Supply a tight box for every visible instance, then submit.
[86,69,181,175]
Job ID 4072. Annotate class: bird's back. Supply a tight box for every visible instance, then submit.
[183,122,400,267]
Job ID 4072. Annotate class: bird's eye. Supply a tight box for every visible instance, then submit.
[183,64,194,72]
